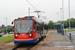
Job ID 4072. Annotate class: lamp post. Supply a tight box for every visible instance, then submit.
[68,0,71,40]
[57,12,59,21]
[5,18,7,34]
[60,8,62,21]
[68,0,71,32]
[62,0,64,30]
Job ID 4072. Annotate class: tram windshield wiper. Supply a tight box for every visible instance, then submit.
[16,25,20,34]
[27,26,32,34]
[20,22,21,34]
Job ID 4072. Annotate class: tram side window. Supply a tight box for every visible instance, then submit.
[40,24,43,30]
[37,25,39,31]
[43,24,47,30]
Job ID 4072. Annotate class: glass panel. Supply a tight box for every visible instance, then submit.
[15,19,33,33]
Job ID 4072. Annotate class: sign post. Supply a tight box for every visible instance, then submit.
[43,22,45,44]
[2,25,5,43]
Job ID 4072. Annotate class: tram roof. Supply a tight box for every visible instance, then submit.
[25,16,43,24]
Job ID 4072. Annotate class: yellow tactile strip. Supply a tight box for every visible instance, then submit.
[38,31,52,44]
[44,31,51,44]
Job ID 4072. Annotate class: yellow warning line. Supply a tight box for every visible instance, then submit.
[44,36,47,41]
[44,31,51,44]
[44,33,49,41]
[38,31,52,44]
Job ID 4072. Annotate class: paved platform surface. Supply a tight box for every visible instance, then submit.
[42,30,75,49]
[51,31,69,41]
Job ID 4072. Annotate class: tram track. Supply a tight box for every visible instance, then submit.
[12,36,46,50]
[12,44,36,50]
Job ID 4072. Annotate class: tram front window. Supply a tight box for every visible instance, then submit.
[15,19,33,33]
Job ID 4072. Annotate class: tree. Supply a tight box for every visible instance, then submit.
[48,20,54,29]
[64,21,67,28]
[0,29,2,33]
[0,25,14,33]
[57,21,62,24]
[7,25,14,33]
[66,18,75,28]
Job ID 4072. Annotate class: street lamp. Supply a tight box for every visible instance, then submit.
[57,12,59,21]
[68,0,71,32]
[62,0,64,29]
[5,18,7,34]
[68,0,71,40]
[60,8,62,21]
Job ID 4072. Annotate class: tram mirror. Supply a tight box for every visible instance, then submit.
[12,22,13,24]
[34,21,36,24]
[31,31,33,33]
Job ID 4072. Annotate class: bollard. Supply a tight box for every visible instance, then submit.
[70,33,71,40]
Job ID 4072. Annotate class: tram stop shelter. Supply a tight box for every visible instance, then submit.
[55,23,64,35]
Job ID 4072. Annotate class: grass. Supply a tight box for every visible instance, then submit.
[0,35,14,43]
[64,29,75,32]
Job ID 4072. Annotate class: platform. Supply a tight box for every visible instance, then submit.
[50,31,69,41]
[39,30,69,44]
[42,30,75,49]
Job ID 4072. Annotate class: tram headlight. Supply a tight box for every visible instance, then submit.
[29,34,33,36]
[15,34,18,37]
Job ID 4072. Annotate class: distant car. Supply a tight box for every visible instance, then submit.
[9,32,14,34]
[0,33,5,37]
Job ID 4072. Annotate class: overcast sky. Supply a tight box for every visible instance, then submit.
[0,0,75,26]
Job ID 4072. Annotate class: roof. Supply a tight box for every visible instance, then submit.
[55,23,61,25]
[25,16,43,24]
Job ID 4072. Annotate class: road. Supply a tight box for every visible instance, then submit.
[3,34,14,37]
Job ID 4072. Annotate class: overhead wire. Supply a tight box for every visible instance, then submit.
[27,0,38,11]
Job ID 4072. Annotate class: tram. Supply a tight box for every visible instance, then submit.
[12,16,48,44]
